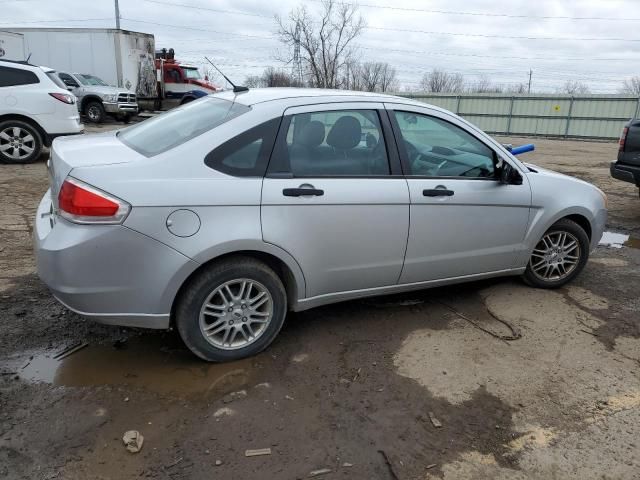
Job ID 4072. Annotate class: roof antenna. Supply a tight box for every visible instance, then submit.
[26,53,32,63]
[204,56,248,93]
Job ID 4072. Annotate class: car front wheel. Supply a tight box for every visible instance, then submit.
[175,257,287,362]
[84,101,105,123]
[0,120,43,164]
[523,218,590,288]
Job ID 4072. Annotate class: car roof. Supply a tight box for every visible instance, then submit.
[213,87,408,106]
[0,58,54,73]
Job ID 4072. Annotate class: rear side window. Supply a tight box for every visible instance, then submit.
[46,72,68,89]
[205,118,281,177]
[118,97,250,156]
[0,66,39,87]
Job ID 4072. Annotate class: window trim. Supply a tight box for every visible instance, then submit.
[387,108,501,181]
[266,107,401,179]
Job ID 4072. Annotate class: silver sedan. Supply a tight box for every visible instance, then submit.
[34,89,607,361]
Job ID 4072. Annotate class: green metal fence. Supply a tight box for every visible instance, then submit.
[395,93,640,140]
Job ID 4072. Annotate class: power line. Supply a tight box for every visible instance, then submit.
[366,26,640,43]
[308,0,640,22]
[121,18,278,40]
[0,18,112,25]
[130,0,640,43]
[140,0,271,19]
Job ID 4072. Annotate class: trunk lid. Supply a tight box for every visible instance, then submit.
[48,131,144,209]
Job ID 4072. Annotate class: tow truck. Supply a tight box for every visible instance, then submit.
[153,48,221,109]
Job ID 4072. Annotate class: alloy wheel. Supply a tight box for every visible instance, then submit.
[529,231,581,281]
[0,126,35,161]
[199,278,273,350]
[87,105,101,122]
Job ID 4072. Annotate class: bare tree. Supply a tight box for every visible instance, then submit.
[244,67,303,88]
[348,61,398,92]
[468,74,503,93]
[419,69,465,93]
[557,80,590,95]
[244,74,263,88]
[505,82,529,94]
[276,0,365,89]
[620,76,640,95]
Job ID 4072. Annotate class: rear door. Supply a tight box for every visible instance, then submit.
[386,104,532,283]
[261,103,410,298]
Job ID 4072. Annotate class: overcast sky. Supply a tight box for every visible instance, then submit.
[2,0,639,92]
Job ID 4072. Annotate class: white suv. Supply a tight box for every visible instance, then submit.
[0,59,84,164]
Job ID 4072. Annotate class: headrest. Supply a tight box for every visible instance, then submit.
[297,120,325,148]
[326,115,361,150]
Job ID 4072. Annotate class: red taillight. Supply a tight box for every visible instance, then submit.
[58,178,130,224]
[49,92,75,104]
[619,126,628,152]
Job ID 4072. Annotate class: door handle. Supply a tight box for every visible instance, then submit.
[423,189,454,197]
[282,187,324,197]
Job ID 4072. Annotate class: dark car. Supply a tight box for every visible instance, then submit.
[611,119,640,196]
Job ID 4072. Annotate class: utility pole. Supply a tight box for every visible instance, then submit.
[114,0,121,29]
[527,69,533,94]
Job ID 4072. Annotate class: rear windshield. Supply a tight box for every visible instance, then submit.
[118,96,250,156]
[45,72,67,89]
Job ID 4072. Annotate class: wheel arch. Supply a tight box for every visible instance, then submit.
[0,114,49,146]
[80,95,103,111]
[562,213,592,241]
[170,248,306,326]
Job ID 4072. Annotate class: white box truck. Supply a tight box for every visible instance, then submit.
[0,31,26,61]
[0,28,157,99]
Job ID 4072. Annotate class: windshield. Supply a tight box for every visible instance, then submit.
[118,96,250,156]
[183,68,201,80]
[76,74,109,86]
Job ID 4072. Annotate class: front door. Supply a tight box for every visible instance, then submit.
[261,103,410,298]
[386,105,532,284]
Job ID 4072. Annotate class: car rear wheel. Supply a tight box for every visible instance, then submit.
[175,257,287,362]
[84,101,105,123]
[0,120,43,164]
[523,218,589,288]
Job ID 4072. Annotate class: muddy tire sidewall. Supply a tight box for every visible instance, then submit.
[176,257,287,362]
[523,218,590,288]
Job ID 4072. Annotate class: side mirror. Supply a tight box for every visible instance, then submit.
[499,161,523,185]
[66,86,75,92]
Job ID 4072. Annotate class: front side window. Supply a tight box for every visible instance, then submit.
[272,109,389,177]
[119,96,250,156]
[393,111,496,178]
[0,66,39,87]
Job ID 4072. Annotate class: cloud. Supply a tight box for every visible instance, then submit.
[1,0,636,92]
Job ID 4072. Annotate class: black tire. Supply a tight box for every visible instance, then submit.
[175,257,287,362]
[523,218,590,288]
[0,120,43,164]
[84,101,105,123]
[122,114,132,124]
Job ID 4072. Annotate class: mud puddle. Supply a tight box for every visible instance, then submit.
[16,334,257,397]
[599,231,640,249]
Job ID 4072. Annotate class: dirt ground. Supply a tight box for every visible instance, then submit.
[1,120,639,480]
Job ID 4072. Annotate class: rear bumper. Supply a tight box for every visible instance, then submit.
[610,161,640,186]
[34,191,198,329]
